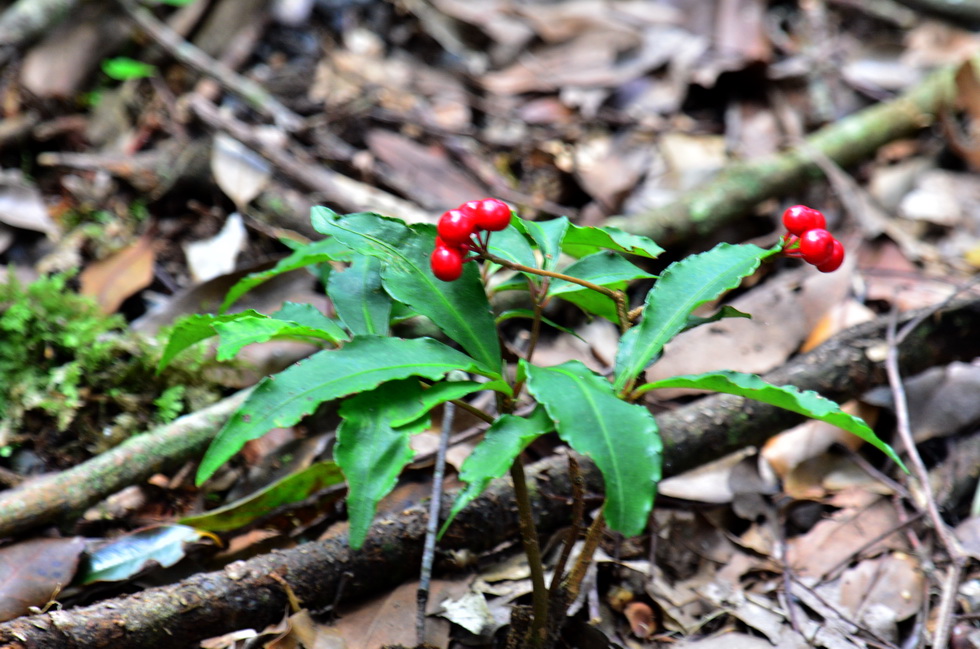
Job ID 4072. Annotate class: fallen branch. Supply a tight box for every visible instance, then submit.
[0,390,251,539]
[1,297,979,648]
[605,67,956,246]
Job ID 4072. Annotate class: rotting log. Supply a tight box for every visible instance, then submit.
[0,298,979,648]
[605,66,956,246]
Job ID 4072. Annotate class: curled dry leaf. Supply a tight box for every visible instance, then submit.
[0,170,58,237]
[183,212,248,284]
[80,234,156,314]
[624,601,656,639]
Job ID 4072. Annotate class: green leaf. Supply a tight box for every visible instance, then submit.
[220,237,348,312]
[683,305,752,332]
[197,336,496,483]
[80,525,206,584]
[635,370,907,470]
[179,461,345,532]
[523,360,661,537]
[495,309,584,340]
[212,315,345,361]
[313,208,501,373]
[328,255,392,335]
[102,57,156,80]
[562,223,664,259]
[521,217,569,271]
[335,385,431,548]
[272,301,344,332]
[548,253,653,322]
[613,243,778,393]
[439,407,553,537]
[158,310,265,371]
[486,225,538,274]
[549,253,655,297]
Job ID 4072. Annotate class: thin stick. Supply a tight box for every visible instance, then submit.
[416,401,456,644]
[549,454,585,593]
[510,459,550,648]
[885,307,966,649]
[117,0,303,132]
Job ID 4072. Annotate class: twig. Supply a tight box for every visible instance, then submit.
[885,307,966,649]
[548,454,585,593]
[605,66,955,245]
[510,459,550,648]
[188,94,432,224]
[0,389,251,538]
[416,400,455,644]
[117,0,303,132]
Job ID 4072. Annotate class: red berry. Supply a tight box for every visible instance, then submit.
[782,205,826,236]
[438,209,476,245]
[461,198,511,232]
[816,239,845,273]
[430,243,464,281]
[798,228,835,265]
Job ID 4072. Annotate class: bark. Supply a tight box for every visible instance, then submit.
[0,297,978,648]
[604,67,956,246]
[0,390,251,539]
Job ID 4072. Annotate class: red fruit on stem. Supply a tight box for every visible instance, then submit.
[430,244,464,281]
[816,239,845,273]
[438,209,476,245]
[462,198,511,232]
[782,205,826,236]
[798,228,835,265]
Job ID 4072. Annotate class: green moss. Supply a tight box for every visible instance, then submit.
[0,269,224,465]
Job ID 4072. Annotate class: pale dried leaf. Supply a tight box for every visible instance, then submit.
[211,134,272,209]
[184,213,248,284]
[863,362,980,443]
[0,171,58,237]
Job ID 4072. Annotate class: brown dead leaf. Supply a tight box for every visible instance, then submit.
[365,130,486,210]
[330,579,456,648]
[0,537,86,621]
[859,240,956,311]
[624,601,656,639]
[954,517,980,560]
[863,362,980,443]
[839,552,924,625]
[787,497,907,580]
[800,299,875,353]
[80,234,156,314]
[762,400,876,480]
[784,452,893,501]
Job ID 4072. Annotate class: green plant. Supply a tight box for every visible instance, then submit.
[0,270,221,462]
[161,201,902,648]
[101,57,157,81]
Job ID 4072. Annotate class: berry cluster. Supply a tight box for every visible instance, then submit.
[780,205,845,273]
[430,198,512,281]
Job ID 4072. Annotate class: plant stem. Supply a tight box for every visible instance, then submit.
[509,459,549,648]
[481,251,631,333]
[416,401,455,644]
[549,454,584,593]
[562,508,606,603]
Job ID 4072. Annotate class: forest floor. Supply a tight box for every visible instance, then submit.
[1,0,980,648]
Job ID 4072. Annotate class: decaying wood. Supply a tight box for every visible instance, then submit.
[0,390,251,539]
[605,67,956,246]
[0,297,979,648]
